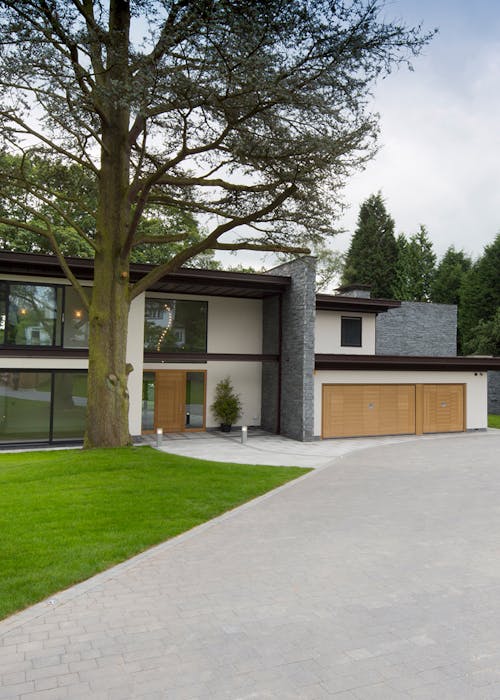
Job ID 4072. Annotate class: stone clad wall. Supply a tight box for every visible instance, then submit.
[376,302,457,356]
[489,371,500,414]
[260,295,280,433]
[262,257,316,441]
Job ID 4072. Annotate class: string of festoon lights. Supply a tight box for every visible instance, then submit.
[156,302,174,353]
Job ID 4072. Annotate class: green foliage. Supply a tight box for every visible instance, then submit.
[431,246,472,305]
[342,193,399,298]
[0,447,307,619]
[210,377,243,426]
[0,153,219,266]
[393,225,436,301]
[489,414,500,429]
[459,234,500,355]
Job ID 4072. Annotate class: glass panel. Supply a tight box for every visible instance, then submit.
[52,373,87,440]
[144,298,207,353]
[185,372,204,428]
[63,286,89,348]
[7,284,57,346]
[0,371,51,442]
[341,317,362,347]
[0,282,6,345]
[142,372,155,431]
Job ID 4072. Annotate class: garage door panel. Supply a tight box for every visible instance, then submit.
[322,384,415,439]
[423,384,464,433]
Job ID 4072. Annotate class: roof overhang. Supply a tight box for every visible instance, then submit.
[315,354,500,371]
[316,294,401,314]
[0,251,290,299]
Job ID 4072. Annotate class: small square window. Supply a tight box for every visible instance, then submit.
[341,317,362,347]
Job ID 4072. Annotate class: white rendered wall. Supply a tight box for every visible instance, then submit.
[207,297,262,353]
[315,310,376,355]
[127,293,146,435]
[313,370,488,437]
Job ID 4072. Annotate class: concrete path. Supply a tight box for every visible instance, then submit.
[1,431,500,699]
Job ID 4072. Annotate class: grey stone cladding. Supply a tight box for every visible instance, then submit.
[376,301,457,356]
[488,371,500,414]
[262,257,316,441]
[260,295,280,433]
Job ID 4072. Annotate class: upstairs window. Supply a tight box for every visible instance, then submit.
[0,281,89,349]
[341,316,362,347]
[144,298,207,353]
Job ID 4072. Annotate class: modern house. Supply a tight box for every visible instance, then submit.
[0,252,499,446]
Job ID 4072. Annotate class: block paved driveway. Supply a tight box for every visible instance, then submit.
[1,431,500,699]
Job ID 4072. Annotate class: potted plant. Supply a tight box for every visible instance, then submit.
[211,377,242,432]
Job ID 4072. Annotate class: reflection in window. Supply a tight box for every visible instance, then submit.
[185,372,204,428]
[63,287,89,348]
[0,371,51,442]
[144,298,207,353]
[7,284,57,346]
[142,372,155,431]
[341,316,362,347]
[0,370,88,443]
[0,283,6,345]
[52,373,87,440]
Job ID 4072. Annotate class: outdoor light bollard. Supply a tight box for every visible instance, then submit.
[241,425,248,444]
[156,427,163,448]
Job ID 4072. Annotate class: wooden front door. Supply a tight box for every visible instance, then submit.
[155,370,185,432]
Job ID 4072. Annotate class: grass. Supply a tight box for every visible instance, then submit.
[488,414,500,429]
[0,447,308,621]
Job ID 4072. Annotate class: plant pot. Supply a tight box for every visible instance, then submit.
[220,423,232,433]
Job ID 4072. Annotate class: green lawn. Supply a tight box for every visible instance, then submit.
[0,447,308,620]
[489,414,500,429]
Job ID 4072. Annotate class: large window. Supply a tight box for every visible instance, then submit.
[341,316,362,347]
[0,281,89,349]
[144,298,207,353]
[0,370,87,444]
[63,287,89,348]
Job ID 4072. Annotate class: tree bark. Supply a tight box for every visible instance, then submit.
[85,0,132,448]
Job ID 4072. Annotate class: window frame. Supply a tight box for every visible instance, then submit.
[0,280,90,350]
[143,296,208,355]
[341,316,363,348]
[0,368,87,445]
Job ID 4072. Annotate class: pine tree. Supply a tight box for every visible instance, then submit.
[342,193,398,298]
[459,234,500,355]
[431,246,472,305]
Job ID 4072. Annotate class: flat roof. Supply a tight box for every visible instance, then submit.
[316,294,401,313]
[0,251,290,299]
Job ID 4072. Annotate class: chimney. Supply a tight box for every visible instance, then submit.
[335,284,371,299]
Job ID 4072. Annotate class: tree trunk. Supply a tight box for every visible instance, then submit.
[85,250,131,448]
[84,0,133,448]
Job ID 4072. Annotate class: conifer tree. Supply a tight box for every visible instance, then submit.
[342,193,398,298]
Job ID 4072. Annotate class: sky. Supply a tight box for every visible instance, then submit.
[334,0,500,262]
[218,0,500,270]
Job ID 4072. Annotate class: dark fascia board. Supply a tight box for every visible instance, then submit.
[316,294,401,313]
[315,354,500,371]
[144,352,278,363]
[0,251,290,296]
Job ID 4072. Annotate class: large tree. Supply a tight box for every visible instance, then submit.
[393,225,436,302]
[341,192,399,298]
[0,1,431,447]
[459,234,500,355]
[431,245,472,353]
[431,245,472,305]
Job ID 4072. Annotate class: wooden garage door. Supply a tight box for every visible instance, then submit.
[423,384,464,433]
[322,384,416,438]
